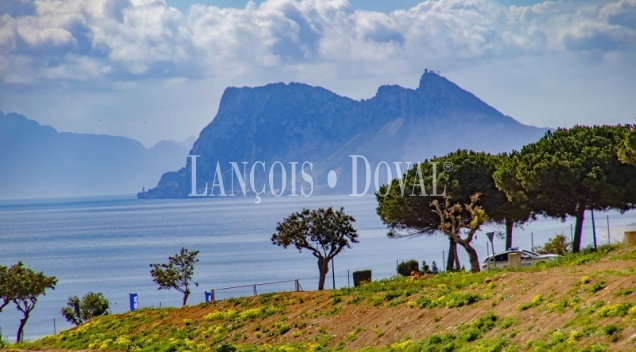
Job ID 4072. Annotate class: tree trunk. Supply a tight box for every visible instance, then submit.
[182,290,190,307]
[458,242,480,273]
[317,258,329,290]
[572,205,586,253]
[446,239,456,272]
[453,243,460,271]
[505,217,514,250]
[16,313,28,342]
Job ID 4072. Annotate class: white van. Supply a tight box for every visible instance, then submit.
[480,249,559,270]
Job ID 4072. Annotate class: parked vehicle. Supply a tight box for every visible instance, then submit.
[480,249,560,270]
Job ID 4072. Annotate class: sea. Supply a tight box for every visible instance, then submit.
[1,194,635,342]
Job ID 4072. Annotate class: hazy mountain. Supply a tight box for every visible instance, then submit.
[0,111,191,198]
[180,136,197,151]
[139,70,549,199]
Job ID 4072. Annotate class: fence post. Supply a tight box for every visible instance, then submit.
[442,251,445,273]
[531,232,534,250]
[253,284,257,296]
[347,270,350,288]
[211,290,215,301]
[607,215,611,244]
[54,318,56,335]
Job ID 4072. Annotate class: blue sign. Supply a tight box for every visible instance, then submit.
[129,293,138,311]
[205,291,212,303]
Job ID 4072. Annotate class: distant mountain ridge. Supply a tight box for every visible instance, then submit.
[0,111,191,198]
[139,71,548,199]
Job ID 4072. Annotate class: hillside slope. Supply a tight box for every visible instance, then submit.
[16,246,636,351]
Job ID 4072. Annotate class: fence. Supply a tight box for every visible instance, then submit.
[207,279,302,301]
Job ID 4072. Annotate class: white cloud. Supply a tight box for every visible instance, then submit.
[0,0,634,83]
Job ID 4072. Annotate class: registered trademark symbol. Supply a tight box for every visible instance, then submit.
[443,162,454,172]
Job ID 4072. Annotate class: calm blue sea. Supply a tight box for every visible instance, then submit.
[1,194,634,342]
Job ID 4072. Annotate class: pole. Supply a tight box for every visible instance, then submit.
[442,251,445,273]
[331,257,335,290]
[589,191,597,249]
[347,270,350,288]
[54,318,56,334]
[253,284,257,296]
[159,302,161,308]
[486,243,490,270]
[607,215,611,244]
[531,232,534,250]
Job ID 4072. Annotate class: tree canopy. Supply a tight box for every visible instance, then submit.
[150,248,200,306]
[494,125,636,252]
[376,150,531,270]
[61,292,110,326]
[7,262,58,342]
[271,207,359,290]
[0,264,11,313]
[618,126,636,165]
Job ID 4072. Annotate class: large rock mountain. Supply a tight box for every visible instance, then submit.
[139,71,548,199]
[0,111,192,198]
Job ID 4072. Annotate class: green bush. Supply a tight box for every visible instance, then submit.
[534,234,570,255]
[397,260,419,277]
[61,292,110,326]
[215,343,237,352]
[602,324,621,341]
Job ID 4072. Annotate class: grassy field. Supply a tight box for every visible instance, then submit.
[4,245,636,352]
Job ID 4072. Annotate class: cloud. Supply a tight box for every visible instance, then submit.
[0,0,635,83]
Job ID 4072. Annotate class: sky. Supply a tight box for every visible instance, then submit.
[0,0,635,147]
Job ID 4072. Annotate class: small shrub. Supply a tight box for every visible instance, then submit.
[616,288,633,296]
[443,292,480,308]
[397,260,419,277]
[347,296,362,305]
[277,323,291,335]
[519,294,543,311]
[602,324,621,341]
[415,296,432,308]
[534,234,570,255]
[591,281,606,293]
[598,303,633,317]
[216,343,237,352]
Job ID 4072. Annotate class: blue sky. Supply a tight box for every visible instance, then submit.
[0,0,634,146]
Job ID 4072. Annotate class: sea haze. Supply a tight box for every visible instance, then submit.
[0,195,632,341]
